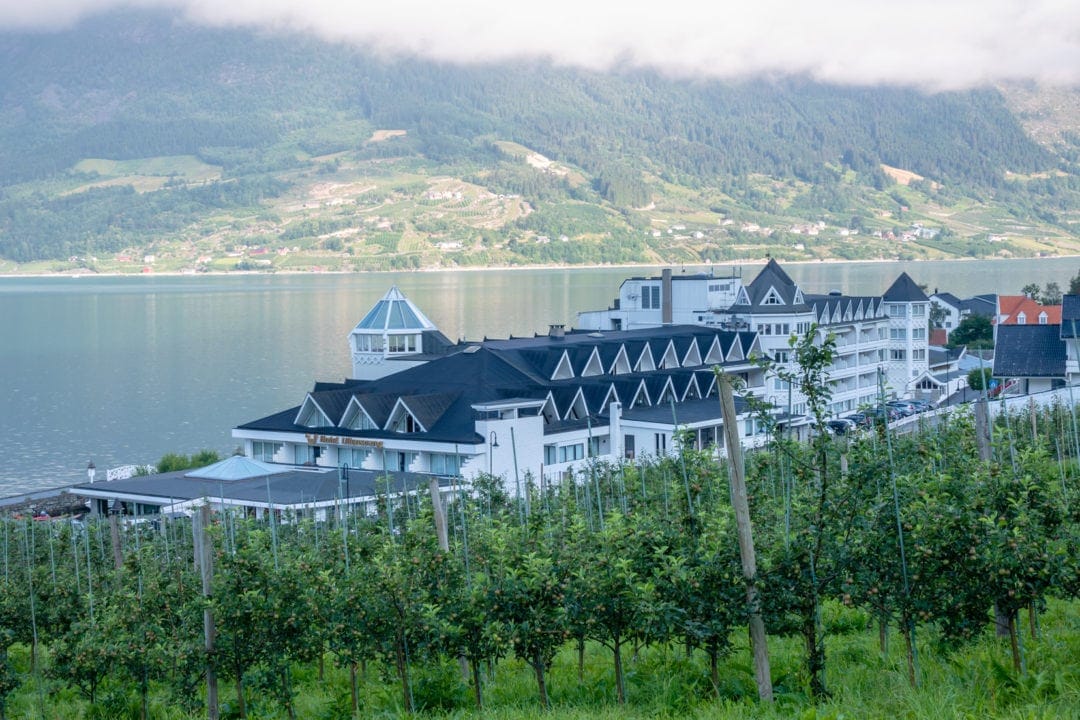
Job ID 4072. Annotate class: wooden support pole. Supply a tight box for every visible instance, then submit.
[717,372,773,703]
[194,504,219,720]
[430,478,469,682]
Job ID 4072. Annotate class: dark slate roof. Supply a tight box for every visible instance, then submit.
[882,273,929,303]
[734,258,810,314]
[622,396,750,425]
[71,466,439,507]
[805,294,883,325]
[993,325,1066,378]
[932,292,962,309]
[963,295,997,317]
[238,326,763,445]
[1062,295,1080,338]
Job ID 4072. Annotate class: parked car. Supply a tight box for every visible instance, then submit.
[826,418,856,435]
[909,399,934,413]
[844,412,872,428]
[886,400,916,417]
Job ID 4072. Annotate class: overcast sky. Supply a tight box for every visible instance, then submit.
[2,0,1078,90]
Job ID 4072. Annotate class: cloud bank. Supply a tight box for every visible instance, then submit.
[3,0,1079,89]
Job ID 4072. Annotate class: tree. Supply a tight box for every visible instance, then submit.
[1069,269,1080,296]
[948,315,993,349]
[967,367,992,391]
[1043,281,1063,305]
[1021,282,1042,300]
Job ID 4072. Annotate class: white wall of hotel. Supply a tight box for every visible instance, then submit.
[233,399,767,493]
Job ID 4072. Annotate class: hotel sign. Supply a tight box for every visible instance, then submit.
[305,434,384,449]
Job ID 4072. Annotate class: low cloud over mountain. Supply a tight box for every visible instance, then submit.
[3,0,1078,90]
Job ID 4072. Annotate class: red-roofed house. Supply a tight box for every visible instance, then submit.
[994,296,1061,337]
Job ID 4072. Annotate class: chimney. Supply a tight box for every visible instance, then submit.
[662,268,673,324]
[548,324,565,339]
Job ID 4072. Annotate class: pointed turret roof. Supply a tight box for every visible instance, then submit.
[734,258,809,313]
[352,286,438,332]
[882,273,929,303]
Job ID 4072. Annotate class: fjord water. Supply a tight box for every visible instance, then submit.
[1,258,1074,495]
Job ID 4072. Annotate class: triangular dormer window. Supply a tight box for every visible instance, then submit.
[386,399,425,433]
[727,336,745,362]
[635,345,656,373]
[793,288,804,305]
[659,341,679,369]
[1017,312,1027,325]
[658,378,676,405]
[582,348,604,377]
[551,351,575,381]
[565,389,588,421]
[295,396,332,428]
[704,336,726,365]
[734,287,751,306]
[762,287,784,306]
[1038,312,1047,325]
[341,397,378,431]
[610,346,632,375]
[682,340,702,367]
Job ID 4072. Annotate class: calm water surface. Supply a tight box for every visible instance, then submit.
[2,258,1075,495]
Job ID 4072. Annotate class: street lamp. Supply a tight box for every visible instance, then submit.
[488,431,499,478]
[87,460,96,484]
[339,463,350,518]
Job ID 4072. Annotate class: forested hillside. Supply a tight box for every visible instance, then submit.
[2,10,1079,271]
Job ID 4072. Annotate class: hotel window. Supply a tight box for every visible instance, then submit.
[624,434,635,459]
[641,285,661,309]
[1039,313,1047,325]
[544,444,557,465]
[295,445,321,465]
[430,453,461,476]
[654,433,667,454]
[891,349,906,361]
[342,448,371,467]
[762,289,783,305]
[558,444,584,463]
[252,441,281,462]
[912,304,925,317]
[912,328,926,340]
[890,328,907,340]
[774,350,790,363]
[890,304,906,317]
[913,349,926,360]
[388,334,417,353]
[773,378,790,391]
[588,436,602,457]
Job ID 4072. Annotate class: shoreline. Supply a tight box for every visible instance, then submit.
[2,254,1078,280]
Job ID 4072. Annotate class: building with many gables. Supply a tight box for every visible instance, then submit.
[234,302,775,486]
[577,260,931,416]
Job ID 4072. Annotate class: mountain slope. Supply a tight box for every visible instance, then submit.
[1,10,1078,271]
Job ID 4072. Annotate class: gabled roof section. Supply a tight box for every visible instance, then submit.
[993,325,1066,378]
[883,273,929,303]
[353,286,438,332]
[739,258,810,313]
